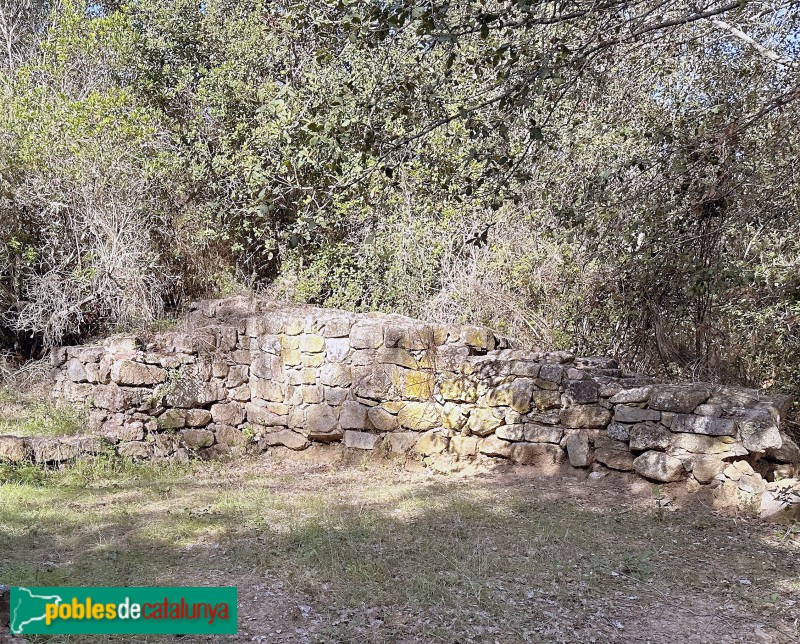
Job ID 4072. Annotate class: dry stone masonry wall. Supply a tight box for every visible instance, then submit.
[2,297,799,517]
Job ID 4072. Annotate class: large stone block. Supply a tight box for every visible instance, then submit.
[736,408,783,452]
[560,405,612,428]
[344,430,381,450]
[305,404,339,433]
[523,423,564,444]
[66,359,88,383]
[262,430,309,451]
[339,401,372,430]
[608,386,652,404]
[483,379,535,413]
[450,435,479,458]
[594,435,634,471]
[111,360,167,386]
[246,402,288,427]
[566,379,599,404]
[648,385,710,414]
[299,334,326,353]
[414,430,449,456]
[668,433,748,457]
[211,403,245,426]
[367,405,400,432]
[510,442,566,467]
[633,451,686,482]
[397,402,440,431]
[386,432,419,453]
[628,422,672,451]
[613,405,660,423]
[255,353,286,381]
[325,338,351,362]
[565,432,591,467]
[479,435,513,458]
[350,323,384,349]
[0,436,27,463]
[180,429,215,449]
[670,414,735,436]
[465,408,504,436]
[92,384,145,412]
[320,363,352,387]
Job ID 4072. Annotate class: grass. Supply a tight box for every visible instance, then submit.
[1,456,799,643]
[0,394,86,438]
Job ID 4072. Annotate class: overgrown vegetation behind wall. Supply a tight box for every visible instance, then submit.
[1,0,799,395]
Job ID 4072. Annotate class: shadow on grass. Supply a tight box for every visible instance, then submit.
[1,460,799,643]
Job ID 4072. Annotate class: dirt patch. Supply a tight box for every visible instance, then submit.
[1,456,799,643]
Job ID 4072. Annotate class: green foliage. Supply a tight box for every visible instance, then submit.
[1,0,799,393]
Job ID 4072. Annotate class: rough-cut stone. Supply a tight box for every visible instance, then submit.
[180,429,215,449]
[484,379,535,413]
[104,418,146,441]
[304,404,339,433]
[414,430,449,456]
[440,403,467,431]
[397,402,439,431]
[496,425,525,441]
[524,424,564,444]
[263,430,309,450]
[118,441,150,460]
[466,408,504,436]
[367,405,400,432]
[613,405,661,423]
[307,427,344,443]
[111,360,167,386]
[216,425,248,447]
[344,430,381,450]
[339,401,372,430]
[560,405,612,429]
[450,435,479,458]
[594,436,635,471]
[350,323,384,349]
[386,432,418,453]
[766,434,800,464]
[607,422,630,441]
[694,403,723,417]
[670,414,736,436]
[66,358,88,383]
[628,422,672,451]
[648,385,710,413]
[299,334,326,353]
[249,355,282,381]
[689,455,726,483]
[669,433,748,457]
[246,402,288,426]
[0,436,27,463]
[319,363,353,387]
[567,379,599,404]
[211,403,245,426]
[510,442,566,467]
[565,432,591,467]
[92,385,145,412]
[737,408,783,452]
[531,390,561,411]
[633,451,686,482]
[608,386,652,404]
[325,338,351,362]
[479,435,513,458]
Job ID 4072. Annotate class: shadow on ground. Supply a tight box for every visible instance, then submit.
[1,457,799,643]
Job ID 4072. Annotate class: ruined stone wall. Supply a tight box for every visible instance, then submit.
[2,297,798,514]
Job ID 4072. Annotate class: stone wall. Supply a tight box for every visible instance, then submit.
[2,297,798,515]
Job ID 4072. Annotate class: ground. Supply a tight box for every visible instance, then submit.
[1,449,799,644]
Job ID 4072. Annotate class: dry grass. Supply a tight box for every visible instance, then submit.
[1,454,799,643]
